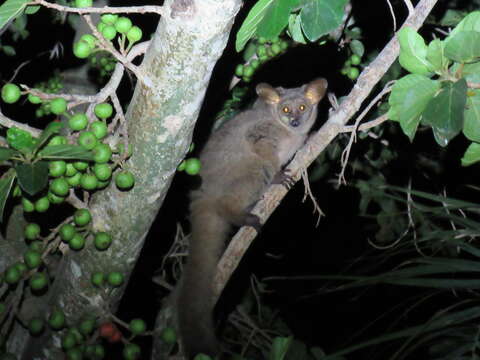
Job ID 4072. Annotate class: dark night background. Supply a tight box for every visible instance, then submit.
[1,0,479,358]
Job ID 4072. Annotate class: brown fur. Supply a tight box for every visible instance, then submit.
[177,78,328,358]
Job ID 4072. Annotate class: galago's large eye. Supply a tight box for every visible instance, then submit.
[299,104,306,111]
[282,106,290,113]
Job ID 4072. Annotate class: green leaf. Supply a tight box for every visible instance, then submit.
[426,38,449,72]
[446,11,480,40]
[257,0,297,40]
[439,9,468,27]
[422,79,467,147]
[463,89,480,142]
[287,13,306,44]
[38,145,93,161]
[388,74,441,140]
[25,5,40,14]
[0,171,15,222]
[269,337,293,360]
[461,142,480,166]
[0,147,20,161]
[300,0,348,42]
[397,27,432,75]
[6,127,35,152]
[462,62,480,83]
[444,31,480,63]
[15,161,49,196]
[236,0,275,52]
[0,0,29,31]
[34,121,64,153]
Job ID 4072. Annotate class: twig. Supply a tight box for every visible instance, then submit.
[32,0,165,16]
[214,0,440,300]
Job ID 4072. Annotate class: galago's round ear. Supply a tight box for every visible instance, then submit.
[304,78,328,104]
[256,83,281,104]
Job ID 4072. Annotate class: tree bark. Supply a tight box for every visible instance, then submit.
[17,0,242,358]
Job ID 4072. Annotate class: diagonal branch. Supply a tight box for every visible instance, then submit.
[214,0,440,299]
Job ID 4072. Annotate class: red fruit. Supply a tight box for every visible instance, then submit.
[99,322,116,338]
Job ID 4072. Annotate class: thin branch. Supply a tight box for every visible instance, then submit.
[32,0,165,16]
[214,0,440,300]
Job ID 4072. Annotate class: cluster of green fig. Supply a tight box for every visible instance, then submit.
[341,54,362,80]
[235,36,289,83]
[89,53,117,79]
[73,0,142,60]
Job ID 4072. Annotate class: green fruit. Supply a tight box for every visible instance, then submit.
[59,224,76,242]
[234,64,244,77]
[29,241,43,253]
[93,163,112,181]
[107,272,124,287]
[184,158,201,175]
[94,232,112,250]
[97,21,106,33]
[66,348,83,360]
[160,327,177,344]
[94,103,113,119]
[74,208,92,226]
[74,0,92,7]
[49,160,67,177]
[258,36,267,44]
[251,59,260,69]
[80,173,98,190]
[90,121,108,139]
[49,309,66,330]
[15,262,27,275]
[256,45,266,57]
[50,98,67,115]
[80,34,96,49]
[28,317,44,335]
[115,17,132,34]
[79,318,96,335]
[101,14,118,25]
[69,113,88,131]
[347,66,360,80]
[102,25,117,41]
[66,172,82,187]
[47,191,65,204]
[94,344,105,358]
[96,179,110,189]
[69,233,85,250]
[0,303,5,314]
[91,272,104,287]
[271,43,281,55]
[93,143,112,163]
[129,319,146,335]
[50,178,70,196]
[74,41,92,59]
[35,197,50,213]
[115,171,135,190]
[4,265,21,284]
[29,272,48,291]
[48,135,67,146]
[1,83,21,104]
[73,161,89,171]
[25,223,41,240]
[62,332,76,350]
[350,54,361,65]
[122,343,141,360]
[28,93,42,104]
[78,131,98,150]
[65,163,78,176]
[243,65,254,78]
[126,26,142,43]
[280,40,289,50]
[22,198,34,212]
[24,250,42,269]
